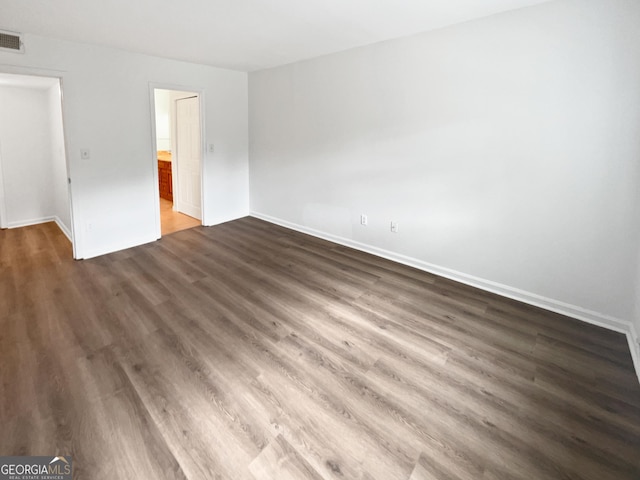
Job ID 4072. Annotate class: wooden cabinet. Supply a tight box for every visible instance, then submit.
[158,160,173,201]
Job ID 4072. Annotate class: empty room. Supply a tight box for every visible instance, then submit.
[0,0,639,479]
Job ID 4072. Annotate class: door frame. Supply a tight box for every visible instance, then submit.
[0,68,77,258]
[148,83,206,239]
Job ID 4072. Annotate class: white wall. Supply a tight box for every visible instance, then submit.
[154,89,200,156]
[154,89,171,151]
[47,82,72,237]
[249,0,640,330]
[0,34,249,259]
[0,86,55,227]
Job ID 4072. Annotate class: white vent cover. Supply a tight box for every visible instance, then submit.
[0,30,24,53]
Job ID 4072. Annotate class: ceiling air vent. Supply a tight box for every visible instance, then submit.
[0,30,24,53]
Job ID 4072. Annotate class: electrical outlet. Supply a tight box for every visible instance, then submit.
[360,214,368,226]
[391,221,398,233]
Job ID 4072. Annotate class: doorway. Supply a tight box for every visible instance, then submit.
[0,72,74,254]
[152,88,203,236]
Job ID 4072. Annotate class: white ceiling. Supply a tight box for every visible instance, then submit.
[1,0,551,71]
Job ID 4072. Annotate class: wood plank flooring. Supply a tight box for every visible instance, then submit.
[1,219,639,480]
[160,197,200,236]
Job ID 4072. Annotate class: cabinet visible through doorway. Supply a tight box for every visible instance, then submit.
[158,156,172,202]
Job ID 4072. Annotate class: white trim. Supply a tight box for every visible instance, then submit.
[7,219,155,260]
[0,68,76,256]
[7,216,71,243]
[57,77,77,259]
[148,85,163,240]
[80,234,158,260]
[203,213,246,228]
[149,83,206,238]
[8,216,57,228]
[54,216,72,241]
[0,29,25,55]
[251,212,640,381]
[629,322,640,384]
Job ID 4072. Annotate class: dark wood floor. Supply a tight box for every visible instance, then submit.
[1,219,639,480]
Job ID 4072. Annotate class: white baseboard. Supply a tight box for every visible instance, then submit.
[8,216,56,229]
[80,234,159,260]
[54,216,72,241]
[7,216,73,243]
[203,212,250,228]
[629,323,640,384]
[251,211,640,383]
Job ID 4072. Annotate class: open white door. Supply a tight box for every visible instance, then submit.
[175,96,202,220]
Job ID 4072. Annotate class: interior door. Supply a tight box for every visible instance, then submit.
[175,96,202,220]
